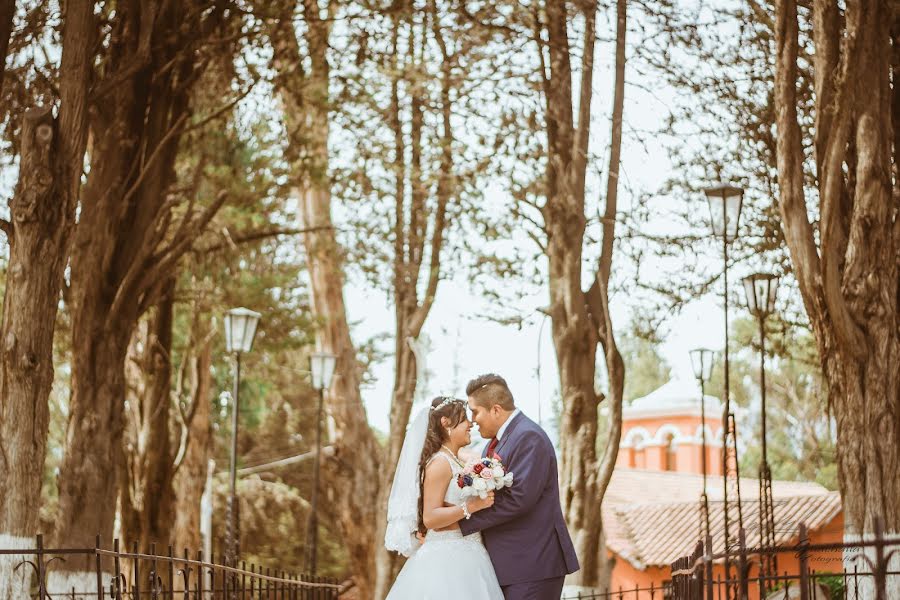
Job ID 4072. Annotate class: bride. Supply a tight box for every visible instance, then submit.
[384,396,504,599]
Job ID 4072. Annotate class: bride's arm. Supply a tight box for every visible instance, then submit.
[422,459,493,531]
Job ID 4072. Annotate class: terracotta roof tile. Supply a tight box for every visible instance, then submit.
[602,469,841,569]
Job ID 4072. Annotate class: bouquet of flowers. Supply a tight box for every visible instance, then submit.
[456,455,514,499]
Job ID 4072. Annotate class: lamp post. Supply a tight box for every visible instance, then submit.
[703,182,744,595]
[743,272,780,590]
[306,351,336,575]
[690,347,716,600]
[223,307,261,570]
[689,348,715,541]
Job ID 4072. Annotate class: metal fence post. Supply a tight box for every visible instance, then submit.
[737,529,748,600]
[196,549,204,599]
[798,522,809,600]
[36,534,47,600]
[95,535,104,600]
[113,539,123,600]
[874,518,886,600]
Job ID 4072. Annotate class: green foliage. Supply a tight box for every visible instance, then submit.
[619,333,672,403]
[170,98,351,575]
[818,574,845,600]
[725,317,837,490]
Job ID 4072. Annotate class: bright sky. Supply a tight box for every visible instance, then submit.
[345,30,731,435]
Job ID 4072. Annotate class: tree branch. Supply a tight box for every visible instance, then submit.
[814,0,867,355]
[774,0,827,328]
[195,225,335,254]
[409,0,453,335]
[572,0,597,201]
[110,191,228,323]
[599,0,625,291]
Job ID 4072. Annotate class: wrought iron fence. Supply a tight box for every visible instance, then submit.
[561,582,674,599]
[0,535,343,599]
[670,519,900,600]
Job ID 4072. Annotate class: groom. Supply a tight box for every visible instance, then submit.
[459,373,579,599]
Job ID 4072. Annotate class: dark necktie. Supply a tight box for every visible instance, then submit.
[486,437,499,457]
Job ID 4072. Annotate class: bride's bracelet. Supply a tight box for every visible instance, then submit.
[461,501,471,520]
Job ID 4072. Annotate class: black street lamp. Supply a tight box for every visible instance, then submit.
[689,348,715,542]
[743,272,780,590]
[703,182,744,596]
[307,351,336,575]
[223,307,261,570]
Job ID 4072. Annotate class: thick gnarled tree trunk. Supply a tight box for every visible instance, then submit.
[0,0,13,92]
[51,2,227,589]
[773,0,898,594]
[0,2,94,597]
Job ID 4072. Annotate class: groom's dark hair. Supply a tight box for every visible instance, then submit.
[466,373,515,410]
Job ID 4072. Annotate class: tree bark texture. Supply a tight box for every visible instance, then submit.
[588,0,628,588]
[539,0,625,588]
[0,2,95,597]
[172,324,214,558]
[773,0,899,588]
[52,2,225,585]
[0,0,13,92]
[119,279,176,584]
[268,2,381,595]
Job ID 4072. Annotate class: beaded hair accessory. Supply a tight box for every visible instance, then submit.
[430,396,461,411]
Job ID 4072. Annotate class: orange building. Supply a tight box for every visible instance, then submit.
[599,378,843,597]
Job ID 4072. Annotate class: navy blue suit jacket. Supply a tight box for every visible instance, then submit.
[459,412,580,586]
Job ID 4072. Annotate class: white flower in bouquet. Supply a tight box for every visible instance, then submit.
[456,456,514,499]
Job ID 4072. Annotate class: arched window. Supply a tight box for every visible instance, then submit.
[632,433,647,469]
[664,433,677,471]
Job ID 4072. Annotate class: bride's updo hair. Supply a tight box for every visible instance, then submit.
[416,396,468,534]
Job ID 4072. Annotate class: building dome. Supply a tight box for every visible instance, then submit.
[625,376,722,420]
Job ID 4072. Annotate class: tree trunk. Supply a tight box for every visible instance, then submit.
[172,329,213,557]
[371,8,456,593]
[588,0,628,588]
[773,0,899,593]
[0,2,95,597]
[540,0,624,588]
[119,279,176,583]
[372,339,417,598]
[268,2,382,594]
[51,1,201,588]
[0,0,13,92]
[298,185,382,595]
[543,0,602,582]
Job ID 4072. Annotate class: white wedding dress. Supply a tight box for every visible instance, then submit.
[385,452,504,599]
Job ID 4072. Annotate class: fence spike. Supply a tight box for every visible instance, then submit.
[132,541,141,600]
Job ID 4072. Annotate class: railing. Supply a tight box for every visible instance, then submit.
[670,519,900,600]
[562,582,674,599]
[0,535,342,599]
